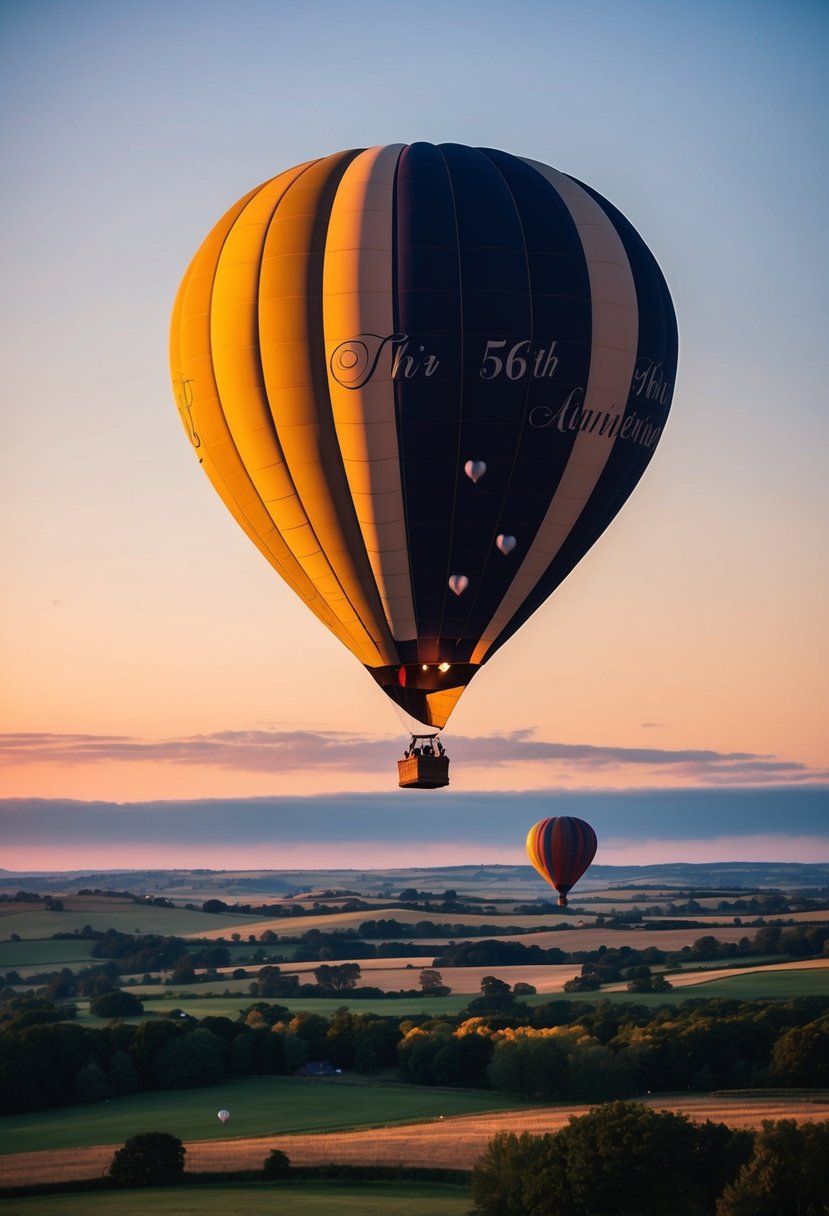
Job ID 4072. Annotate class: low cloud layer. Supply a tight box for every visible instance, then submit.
[2,785,827,848]
[1,728,822,785]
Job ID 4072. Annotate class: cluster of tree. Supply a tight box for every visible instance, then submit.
[89,930,201,973]
[106,1131,291,1189]
[396,996,829,1097]
[109,1131,186,1187]
[470,1101,829,1216]
[358,918,534,939]
[511,902,564,915]
[77,888,146,900]
[434,924,829,971]
[2,987,829,1117]
[714,894,792,914]
[2,961,122,1000]
[0,994,411,1113]
[753,922,829,957]
[563,966,674,995]
[202,897,373,917]
[249,963,451,999]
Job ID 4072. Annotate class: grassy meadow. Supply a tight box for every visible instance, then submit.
[665,966,829,1001]
[1,1074,534,1155]
[3,1181,471,1215]
[0,898,255,941]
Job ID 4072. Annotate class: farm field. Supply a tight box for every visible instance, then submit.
[0,1075,537,1156]
[0,900,256,940]
[630,957,829,989]
[485,925,775,951]
[3,1092,828,1189]
[133,961,586,998]
[66,958,828,1024]
[656,963,829,1001]
[73,994,477,1022]
[0,939,99,970]
[128,957,829,1004]
[190,907,578,940]
[1,1182,471,1215]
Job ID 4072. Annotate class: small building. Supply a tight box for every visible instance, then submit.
[293,1060,338,1077]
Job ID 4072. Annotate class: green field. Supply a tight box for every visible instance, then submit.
[0,1074,533,1156]
[674,968,829,1000]
[2,1181,471,1215]
[0,904,255,941]
[74,992,480,1024]
[0,939,99,970]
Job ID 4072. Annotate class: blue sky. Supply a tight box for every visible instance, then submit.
[1,0,827,867]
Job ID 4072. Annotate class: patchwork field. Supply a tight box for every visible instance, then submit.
[2,866,828,1208]
[3,1092,828,1189]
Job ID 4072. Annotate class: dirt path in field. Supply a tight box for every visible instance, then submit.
[3,1094,828,1188]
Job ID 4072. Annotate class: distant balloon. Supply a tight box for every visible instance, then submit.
[448,574,469,596]
[217,1109,231,1124]
[496,534,516,555]
[526,816,597,906]
[464,460,487,484]
[171,143,677,730]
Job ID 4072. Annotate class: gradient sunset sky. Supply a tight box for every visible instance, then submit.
[1,0,827,869]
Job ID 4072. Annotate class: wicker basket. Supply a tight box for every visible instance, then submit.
[397,754,450,789]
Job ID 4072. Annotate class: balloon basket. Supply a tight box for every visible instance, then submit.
[398,755,450,788]
[398,735,450,788]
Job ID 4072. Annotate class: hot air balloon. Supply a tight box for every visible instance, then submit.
[217,1109,230,1124]
[170,143,677,775]
[526,816,597,905]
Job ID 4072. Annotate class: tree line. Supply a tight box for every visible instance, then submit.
[2,982,828,1116]
[396,993,829,1097]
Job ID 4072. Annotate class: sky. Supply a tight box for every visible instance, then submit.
[1,0,827,871]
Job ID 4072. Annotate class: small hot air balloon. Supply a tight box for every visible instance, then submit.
[217,1109,231,1124]
[171,143,677,742]
[526,816,597,906]
[464,460,487,483]
[496,534,516,555]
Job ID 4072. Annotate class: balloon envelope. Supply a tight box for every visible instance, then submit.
[526,816,597,905]
[217,1109,230,1124]
[171,144,677,727]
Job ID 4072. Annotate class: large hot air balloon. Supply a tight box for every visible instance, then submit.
[526,816,597,905]
[170,143,677,738]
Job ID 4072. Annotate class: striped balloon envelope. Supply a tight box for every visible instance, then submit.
[526,816,598,905]
[170,143,677,729]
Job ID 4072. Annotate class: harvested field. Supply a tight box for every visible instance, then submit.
[496,925,761,951]
[3,1094,827,1188]
[276,960,584,994]
[603,957,829,992]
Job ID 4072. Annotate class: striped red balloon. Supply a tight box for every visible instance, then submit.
[526,816,597,905]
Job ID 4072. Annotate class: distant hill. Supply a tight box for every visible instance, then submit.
[1,860,827,897]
